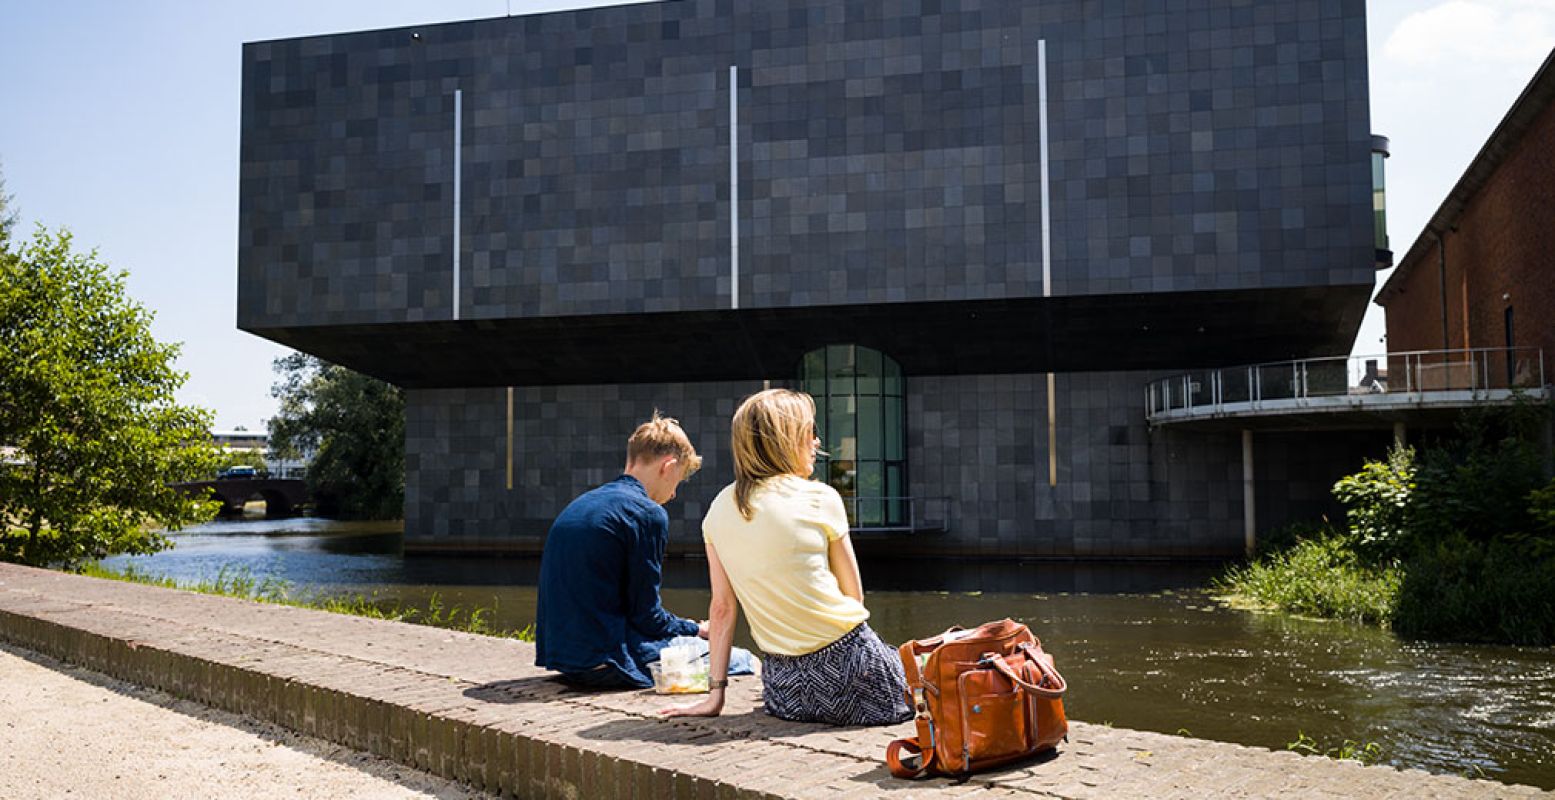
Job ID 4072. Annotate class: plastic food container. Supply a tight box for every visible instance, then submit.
[651,643,709,694]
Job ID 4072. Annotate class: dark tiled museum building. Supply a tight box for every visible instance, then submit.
[239,0,1383,558]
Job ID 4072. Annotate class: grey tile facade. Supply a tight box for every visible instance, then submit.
[242,0,1383,558]
[405,380,764,546]
[240,0,1374,329]
[404,373,1377,557]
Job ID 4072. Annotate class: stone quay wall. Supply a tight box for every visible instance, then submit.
[0,563,1538,798]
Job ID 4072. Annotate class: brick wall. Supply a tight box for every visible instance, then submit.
[1383,93,1555,378]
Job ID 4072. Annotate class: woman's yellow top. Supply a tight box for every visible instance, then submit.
[702,475,870,656]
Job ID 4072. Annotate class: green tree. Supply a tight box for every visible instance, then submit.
[0,161,19,246]
[268,353,403,519]
[0,227,219,567]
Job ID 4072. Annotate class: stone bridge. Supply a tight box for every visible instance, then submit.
[171,478,308,517]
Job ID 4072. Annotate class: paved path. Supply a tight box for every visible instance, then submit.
[0,563,1544,799]
[0,642,485,799]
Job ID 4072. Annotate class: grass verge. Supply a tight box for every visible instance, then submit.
[1212,534,1401,626]
[76,562,534,642]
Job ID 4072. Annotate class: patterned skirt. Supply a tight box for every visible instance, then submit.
[761,623,914,726]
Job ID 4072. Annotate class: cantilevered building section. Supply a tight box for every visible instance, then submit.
[239,0,1382,557]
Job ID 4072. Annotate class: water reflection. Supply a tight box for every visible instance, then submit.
[104,518,1555,790]
[856,558,1222,594]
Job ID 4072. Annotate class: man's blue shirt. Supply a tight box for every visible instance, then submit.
[534,475,699,686]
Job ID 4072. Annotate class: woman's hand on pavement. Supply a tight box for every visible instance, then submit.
[659,691,724,718]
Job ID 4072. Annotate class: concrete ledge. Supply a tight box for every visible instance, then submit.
[0,563,1540,798]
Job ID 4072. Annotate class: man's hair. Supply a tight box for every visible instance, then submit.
[627,411,701,478]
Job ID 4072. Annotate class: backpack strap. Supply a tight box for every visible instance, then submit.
[886,737,931,779]
[896,639,939,778]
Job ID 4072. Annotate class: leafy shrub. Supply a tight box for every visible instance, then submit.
[1393,536,1555,646]
[1409,403,1548,545]
[1224,399,1555,644]
[1215,534,1400,626]
[1412,445,1544,546]
[1331,446,1415,563]
[1530,478,1555,533]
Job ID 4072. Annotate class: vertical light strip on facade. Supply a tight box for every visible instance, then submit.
[505,387,514,491]
[1038,39,1057,487]
[1046,373,1057,486]
[453,89,463,321]
[729,66,739,310]
[1038,40,1052,298]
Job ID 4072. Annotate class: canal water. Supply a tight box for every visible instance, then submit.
[104,517,1555,789]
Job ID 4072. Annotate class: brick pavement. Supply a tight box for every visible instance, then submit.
[0,563,1544,799]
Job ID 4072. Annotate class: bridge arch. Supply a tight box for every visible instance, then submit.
[173,479,309,519]
[256,489,295,517]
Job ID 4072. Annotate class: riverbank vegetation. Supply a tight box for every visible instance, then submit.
[1217,402,1555,646]
[0,172,220,568]
[1218,533,1400,625]
[80,562,533,641]
[1286,732,1384,767]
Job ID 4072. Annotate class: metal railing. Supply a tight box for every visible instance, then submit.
[1146,347,1546,421]
[839,495,951,533]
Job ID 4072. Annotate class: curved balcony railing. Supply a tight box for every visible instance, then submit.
[1146,347,1547,423]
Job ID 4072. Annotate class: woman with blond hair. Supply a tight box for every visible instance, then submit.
[663,389,911,725]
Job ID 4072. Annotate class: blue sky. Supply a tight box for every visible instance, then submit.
[1,1,1552,429]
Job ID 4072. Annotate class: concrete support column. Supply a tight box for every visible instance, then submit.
[1393,421,1406,450]
[1242,429,1255,558]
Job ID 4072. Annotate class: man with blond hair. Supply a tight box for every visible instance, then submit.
[534,412,711,689]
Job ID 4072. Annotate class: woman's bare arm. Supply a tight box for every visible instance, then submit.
[827,534,864,604]
[661,542,738,717]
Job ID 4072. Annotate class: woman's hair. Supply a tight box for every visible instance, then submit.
[730,389,817,520]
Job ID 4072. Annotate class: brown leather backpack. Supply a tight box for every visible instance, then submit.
[886,619,1068,779]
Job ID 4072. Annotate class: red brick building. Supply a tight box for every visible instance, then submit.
[1377,50,1555,388]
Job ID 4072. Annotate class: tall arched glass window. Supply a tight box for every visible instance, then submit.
[799,344,906,528]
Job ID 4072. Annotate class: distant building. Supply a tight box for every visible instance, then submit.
[212,429,268,452]
[1376,50,1555,385]
[211,429,309,479]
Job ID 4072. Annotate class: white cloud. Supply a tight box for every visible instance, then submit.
[1384,0,1555,66]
